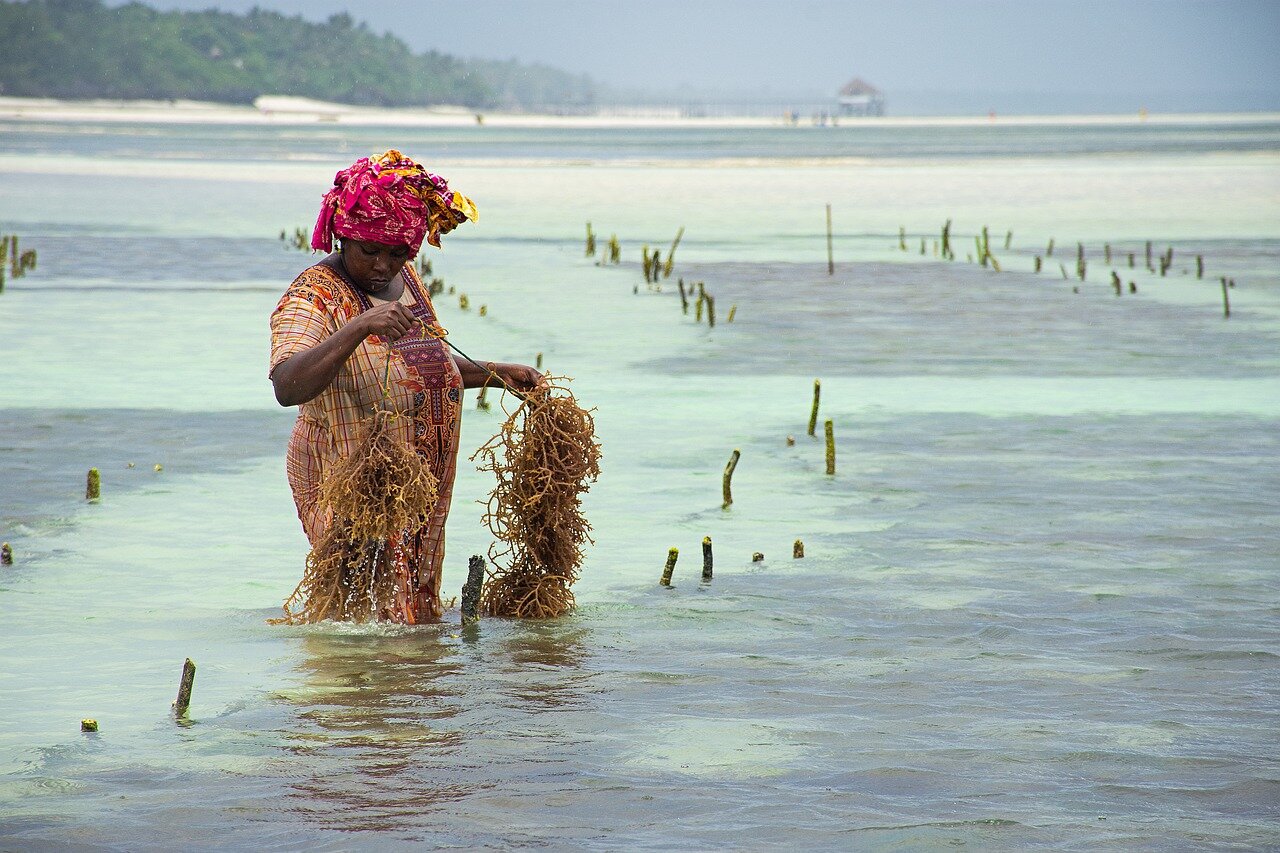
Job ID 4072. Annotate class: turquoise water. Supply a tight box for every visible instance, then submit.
[1,119,1278,849]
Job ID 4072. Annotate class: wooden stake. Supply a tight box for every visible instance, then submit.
[172,658,196,716]
[807,379,821,436]
[726,304,737,323]
[535,352,543,370]
[1196,254,1204,279]
[722,449,741,509]
[1004,230,1012,250]
[1111,271,1122,296]
[663,226,684,278]
[660,548,678,586]
[705,294,716,327]
[1221,277,1231,318]
[942,219,953,260]
[826,204,834,275]
[1034,255,1042,273]
[461,555,485,624]
[793,539,804,559]
[86,468,100,501]
[899,226,907,251]
[701,536,713,582]
[824,420,836,475]
[1104,243,1112,265]
[678,278,689,314]
[1046,238,1055,257]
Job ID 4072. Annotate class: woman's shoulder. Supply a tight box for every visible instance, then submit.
[279,262,352,314]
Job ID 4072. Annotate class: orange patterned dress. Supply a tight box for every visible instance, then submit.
[269,262,462,622]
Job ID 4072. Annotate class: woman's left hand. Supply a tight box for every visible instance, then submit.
[495,363,542,393]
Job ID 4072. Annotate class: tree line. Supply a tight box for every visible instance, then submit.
[0,0,598,110]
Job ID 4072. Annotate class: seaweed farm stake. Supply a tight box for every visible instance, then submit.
[793,540,805,559]
[585,222,596,256]
[1196,254,1204,279]
[86,468,100,501]
[1004,230,1012,250]
[824,420,836,475]
[899,226,907,252]
[172,658,196,717]
[535,352,543,371]
[1129,253,1135,268]
[1059,263,1069,280]
[1046,238,1055,257]
[826,204,834,275]
[722,449,741,509]
[1145,241,1153,271]
[663,226,684,278]
[919,238,926,255]
[1104,243,1112,265]
[678,278,689,314]
[941,219,953,260]
[1,543,11,566]
[808,379,821,437]
[660,547,678,586]
[702,536,713,582]
[1221,277,1231,318]
[1111,271,1122,296]
[461,555,485,624]
[706,294,716,328]
[1034,255,1042,273]
[726,305,737,323]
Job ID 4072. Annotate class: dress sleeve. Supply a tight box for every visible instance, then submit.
[269,271,338,375]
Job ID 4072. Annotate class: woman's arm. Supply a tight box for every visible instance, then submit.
[271,301,417,407]
[453,356,542,394]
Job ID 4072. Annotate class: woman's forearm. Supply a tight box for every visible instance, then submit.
[452,356,540,392]
[271,318,370,406]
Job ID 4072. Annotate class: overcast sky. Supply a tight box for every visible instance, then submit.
[108,0,1280,112]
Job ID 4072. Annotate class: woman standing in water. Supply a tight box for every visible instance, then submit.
[270,150,540,622]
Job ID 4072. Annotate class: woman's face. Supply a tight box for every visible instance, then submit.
[340,239,412,293]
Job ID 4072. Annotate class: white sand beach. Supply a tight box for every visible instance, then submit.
[1,95,1277,129]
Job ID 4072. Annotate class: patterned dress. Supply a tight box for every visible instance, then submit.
[269,262,462,623]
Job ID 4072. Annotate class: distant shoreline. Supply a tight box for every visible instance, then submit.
[2,96,1277,129]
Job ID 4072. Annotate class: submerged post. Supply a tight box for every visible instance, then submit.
[1221,277,1231,318]
[824,419,836,475]
[701,536,713,582]
[1196,254,1204,279]
[86,468,100,501]
[722,449,741,509]
[826,204,834,275]
[461,555,485,624]
[660,548,678,586]
[678,278,689,314]
[942,219,953,260]
[172,658,196,717]
[808,379,821,437]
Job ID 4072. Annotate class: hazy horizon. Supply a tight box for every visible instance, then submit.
[81,0,1280,114]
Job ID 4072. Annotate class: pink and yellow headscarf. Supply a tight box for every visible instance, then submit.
[311,149,477,255]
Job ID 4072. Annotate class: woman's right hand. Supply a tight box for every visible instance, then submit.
[358,301,417,340]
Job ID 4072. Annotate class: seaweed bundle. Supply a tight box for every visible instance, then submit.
[472,376,601,618]
[276,407,439,623]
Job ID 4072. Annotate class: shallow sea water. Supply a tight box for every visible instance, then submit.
[1,119,1278,849]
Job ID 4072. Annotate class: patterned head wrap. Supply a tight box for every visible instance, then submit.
[311,149,478,255]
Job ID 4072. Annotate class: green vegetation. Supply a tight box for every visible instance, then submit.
[0,0,597,110]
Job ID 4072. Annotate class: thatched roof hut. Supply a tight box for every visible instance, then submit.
[838,78,885,116]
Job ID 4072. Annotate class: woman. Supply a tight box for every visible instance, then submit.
[270,149,539,623]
